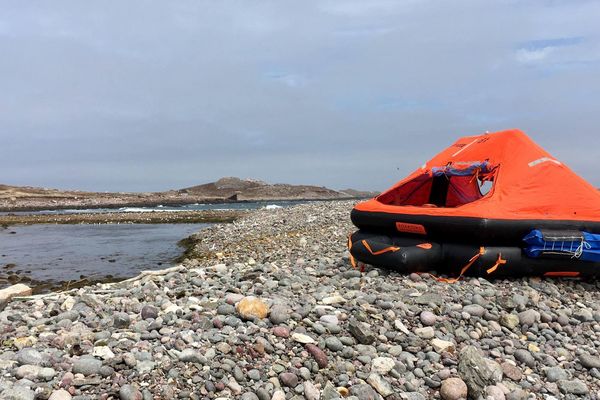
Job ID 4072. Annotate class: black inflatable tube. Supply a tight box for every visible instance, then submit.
[349,230,600,278]
[351,209,600,246]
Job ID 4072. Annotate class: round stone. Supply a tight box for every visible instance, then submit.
[440,377,468,400]
[247,369,261,381]
[140,305,158,320]
[279,372,298,387]
[325,337,343,352]
[420,311,437,326]
[113,312,131,329]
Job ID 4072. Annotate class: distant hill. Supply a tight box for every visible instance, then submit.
[338,188,381,198]
[0,177,377,211]
[180,177,365,201]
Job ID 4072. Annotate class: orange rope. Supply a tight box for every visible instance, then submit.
[431,246,485,283]
[347,235,357,269]
[361,240,400,256]
[486,253,507,274]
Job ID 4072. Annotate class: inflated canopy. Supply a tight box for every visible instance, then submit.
[356,129,600,222]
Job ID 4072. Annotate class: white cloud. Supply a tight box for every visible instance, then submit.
[515,47,554,64]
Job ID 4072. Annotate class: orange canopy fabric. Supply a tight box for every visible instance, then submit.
[356,129,600,222]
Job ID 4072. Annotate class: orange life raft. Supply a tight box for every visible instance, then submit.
[349,129,600,278]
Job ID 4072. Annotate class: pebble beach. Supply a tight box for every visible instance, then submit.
[1,200,600,400]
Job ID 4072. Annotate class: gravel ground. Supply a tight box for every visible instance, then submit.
[1,200,600,400]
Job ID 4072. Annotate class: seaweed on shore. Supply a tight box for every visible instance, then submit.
[0,210,244,227]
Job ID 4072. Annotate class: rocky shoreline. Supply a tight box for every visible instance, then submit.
[0,210,244,228]
[1,201,600,399]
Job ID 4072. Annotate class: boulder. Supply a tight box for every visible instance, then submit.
[458,346,502,399]
[0,284,32,311]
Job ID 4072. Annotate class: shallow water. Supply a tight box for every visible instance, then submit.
[0,223,208,289]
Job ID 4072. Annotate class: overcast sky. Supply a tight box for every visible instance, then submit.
[1,1,599,192]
